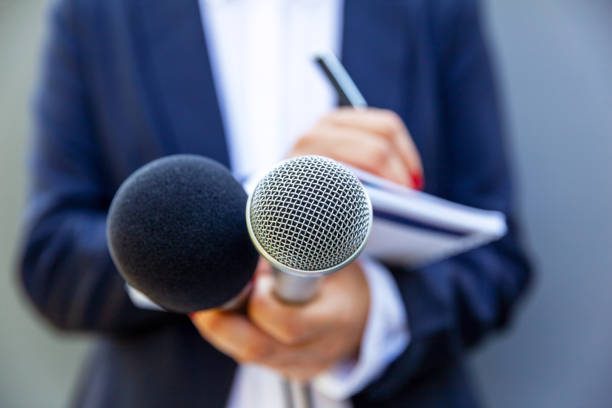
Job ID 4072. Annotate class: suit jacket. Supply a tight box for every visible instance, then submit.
[18,0,532,406]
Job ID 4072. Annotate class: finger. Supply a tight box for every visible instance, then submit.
[340,135,410,186]
[254,257,273,280]
[191,309,277,363]
[387,153,411,187]
[248,264,368,348]
[248,274,335,345]
[323,108,421,176]
[193,309,330,368]
[292,125,410,185]
[263,330,356,381]
[192,309,352,376]
[322,108,424,186]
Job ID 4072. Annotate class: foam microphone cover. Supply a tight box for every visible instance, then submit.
[107,155,258,313]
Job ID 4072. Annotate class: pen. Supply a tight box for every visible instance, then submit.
[314,51,424,190]
[314,52,368,108]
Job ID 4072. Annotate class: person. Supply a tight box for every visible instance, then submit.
[17,0,532,407]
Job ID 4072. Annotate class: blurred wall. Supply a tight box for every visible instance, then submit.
[472,0,612,407]
[0,2,90,408]
[0,1,611,407]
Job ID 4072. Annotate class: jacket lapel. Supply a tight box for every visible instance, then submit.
[135,0,230,167]
[134,4,236,405]
[135,0,417,170]
[341,0,417,119]
[342,0,430,190]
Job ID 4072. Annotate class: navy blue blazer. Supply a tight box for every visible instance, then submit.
[18,0,531,406]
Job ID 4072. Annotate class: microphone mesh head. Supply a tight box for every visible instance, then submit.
[248,155,372,273]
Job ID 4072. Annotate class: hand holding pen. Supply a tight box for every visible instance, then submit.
[288,52,424,189]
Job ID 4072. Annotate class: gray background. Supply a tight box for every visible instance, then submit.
[1,0,611,407]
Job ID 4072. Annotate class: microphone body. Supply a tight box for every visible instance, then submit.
[246,155,373,408]
[273,271,320,304]
[107,154,258,313]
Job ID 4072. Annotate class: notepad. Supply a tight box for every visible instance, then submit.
[349,167,508,267]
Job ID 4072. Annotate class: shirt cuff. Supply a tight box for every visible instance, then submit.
[126,284,165,311]
[312,256,410,400]
[238,168,269,196]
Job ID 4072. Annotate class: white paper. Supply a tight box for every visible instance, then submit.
[349,167,507,267]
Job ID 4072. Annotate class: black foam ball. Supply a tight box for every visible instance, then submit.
[107,155,258,313]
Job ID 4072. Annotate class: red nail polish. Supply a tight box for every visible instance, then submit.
[411,173,424,190]
[188,312,196,319]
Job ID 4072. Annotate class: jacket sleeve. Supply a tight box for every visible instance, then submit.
[16,0,179,334]
[361,0,532,398]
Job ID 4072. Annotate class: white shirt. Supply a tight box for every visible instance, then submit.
[199,1,410,406]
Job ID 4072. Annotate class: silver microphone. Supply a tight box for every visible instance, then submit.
[245,155,373,408]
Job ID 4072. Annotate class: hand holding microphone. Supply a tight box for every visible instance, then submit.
[192,106,425,383]
[107,153,375,381]
[108,152,375,408]
[192,258,369,381]
[192,155,374,382]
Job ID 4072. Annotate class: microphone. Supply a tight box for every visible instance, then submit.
[246,155,373,408]
[107,154,371,407]
[247,155,373,302]
[107,154,258,313]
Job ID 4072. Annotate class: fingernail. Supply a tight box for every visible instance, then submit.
[188,312,197,319]
[411,173,424,190]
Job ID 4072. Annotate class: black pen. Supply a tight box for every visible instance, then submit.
[314,52,368,108]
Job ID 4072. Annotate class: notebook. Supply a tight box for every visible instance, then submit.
[350,167,507,267]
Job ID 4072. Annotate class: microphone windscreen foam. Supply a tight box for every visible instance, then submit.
[107,155,258,313]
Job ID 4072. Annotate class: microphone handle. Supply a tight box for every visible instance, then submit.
[273,269,322,408]
[273,269,321,304]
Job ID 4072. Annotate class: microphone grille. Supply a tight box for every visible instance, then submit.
[248,155,372,273]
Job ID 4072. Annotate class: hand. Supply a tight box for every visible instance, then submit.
[190,259,370,381]
[289,107,424,189]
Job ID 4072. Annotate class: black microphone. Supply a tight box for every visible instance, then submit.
[107,154,258,313]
